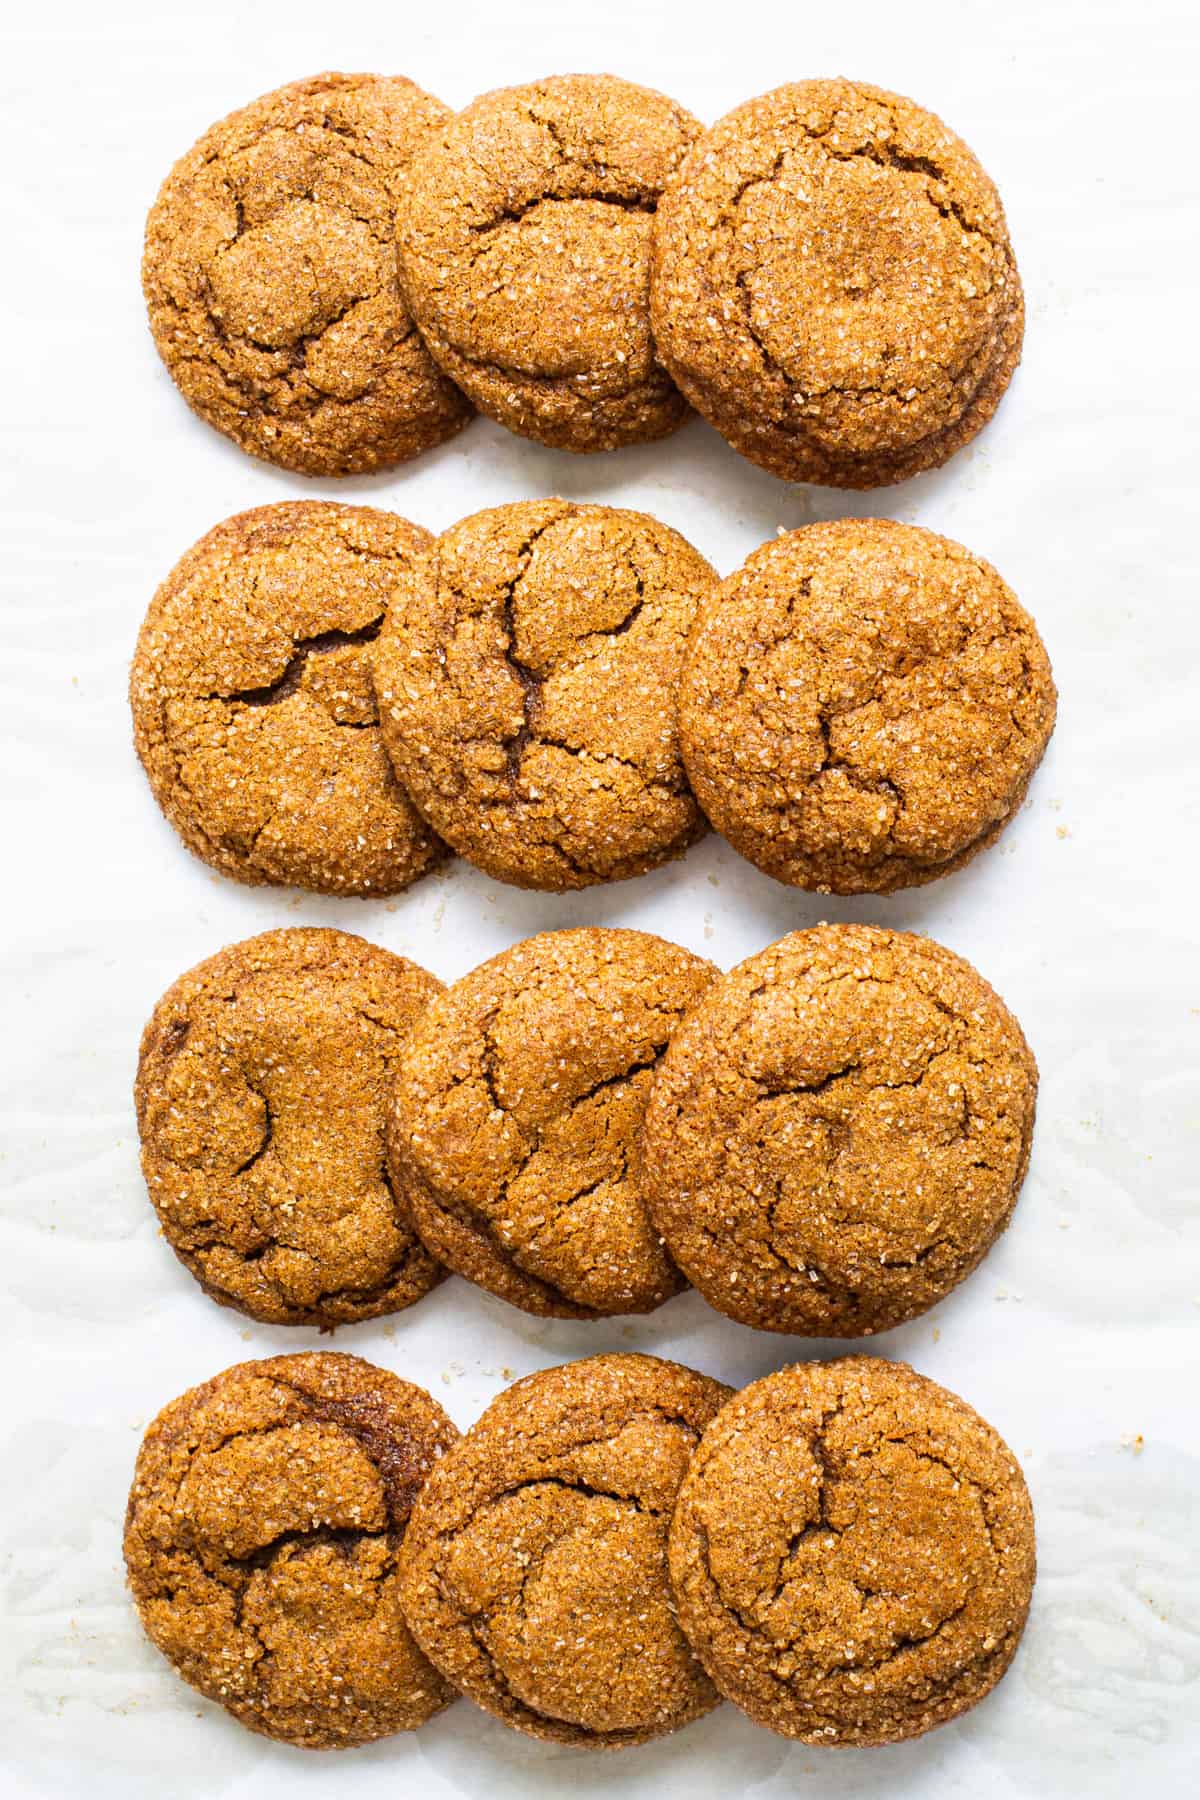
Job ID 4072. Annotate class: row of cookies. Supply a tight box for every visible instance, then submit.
[126,1348,1035,1751]
[130,498,1056,898]
[136,921,1034,1334]
[145,72,1021,486]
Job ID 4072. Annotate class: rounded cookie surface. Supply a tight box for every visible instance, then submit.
[124,1352,460,1747]
[669,1356,1036,1743]
[373,500,715,890]
[390,928,717,1317]
[640,925,1037,1336]
[398,75,699,450]
[130,501,446,896]
[651,79,1023,486]
[143,72,471,475]
[399,1353,731,1745]
[680,519,1056,894]
[136,928,445,1326]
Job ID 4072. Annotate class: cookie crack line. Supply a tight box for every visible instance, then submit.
[478,513,565,781]
[208,1520,395,1584]
[231,1084,274,1176]
[203,618,383,713]
[464,187,658,246]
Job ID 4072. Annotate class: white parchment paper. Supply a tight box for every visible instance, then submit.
[3,2,1198,1795]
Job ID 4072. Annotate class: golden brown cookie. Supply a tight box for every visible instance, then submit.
[130,501,446,896]
[125,1352,459,1748]
[389,928,717,1318]
[143,72,471,475]
[639,925,1037,1336]
[136,929,445,1326]
[669,1357,1036,1743]
[399,1353,730,1746]
[397,75,699,450]
[372,499,714,891]
[680,519,1056,894]
[651,80,1023,487]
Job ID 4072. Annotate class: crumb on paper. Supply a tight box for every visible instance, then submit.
[1120,1433,1145,1456]
[1056,824,1071,839]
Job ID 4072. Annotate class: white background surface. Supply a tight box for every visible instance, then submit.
[3,1,1199,1795]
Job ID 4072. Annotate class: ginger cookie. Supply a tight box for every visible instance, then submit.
[389,928,717,1318]
[669,1356,1036,1744]
[125,1352,459,1748]
[399,1353,730,1746]
[397,75,699,451]
[130,501,446,897]
[639,925,1037,1336]
[651,79,1023,487]
[143,72,471,475]
[372,499,714,891]
[136,929,445,1327]
[680,519,1056,894]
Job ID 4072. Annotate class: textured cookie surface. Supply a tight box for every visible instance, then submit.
[373,500,715,890]
[669,1357,1036,1743]
[640,925,1036,1335]
[398,75,699,450]
[651,79,1023,486]
[130,501,445,896]
[680,519,1056,893]
[399,1353,730,1745]
[125,1352,459,1747]
[143,72,471,474]
[136,929,445,1326]
[390,929,716,1317]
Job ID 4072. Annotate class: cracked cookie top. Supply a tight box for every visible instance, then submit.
[639,925,1037,1336]
[124,1352,459,1747]
[679,519,1056,894]
[143,72,472,474]
[398,1353,730,1745]
[651,79,1023,486]
[130,501,446,896]
[669,1356,1036,1743]
[389,928,717,1318]
[372,499,715,890]
[397,75,700,450]
[135,929,445,1326]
